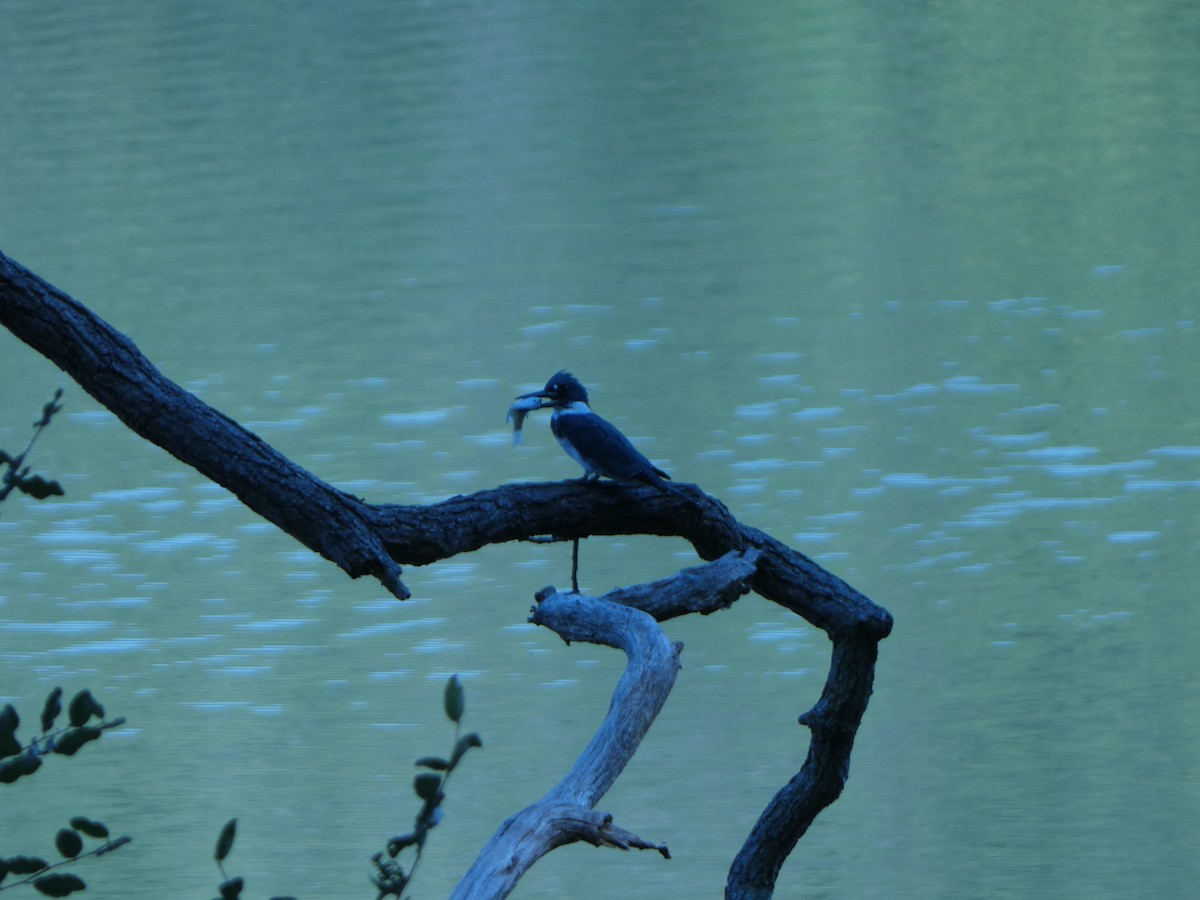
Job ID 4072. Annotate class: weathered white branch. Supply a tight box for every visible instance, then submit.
[534,591,681,809]
[453,802,669,899]
[451,578,696,899]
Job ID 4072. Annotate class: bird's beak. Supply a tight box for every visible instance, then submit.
[515,389,553,405]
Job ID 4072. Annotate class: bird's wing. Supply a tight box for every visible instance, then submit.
[554,413,662,481]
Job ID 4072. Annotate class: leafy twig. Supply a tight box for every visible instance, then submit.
[0,388,65,507]
[371,675,483,900]
[0,827,131,896]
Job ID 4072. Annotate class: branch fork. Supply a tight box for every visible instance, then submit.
[0,249,895,899]
[451,554,755,899]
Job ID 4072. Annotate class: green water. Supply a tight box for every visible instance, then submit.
[3,3,1199,897]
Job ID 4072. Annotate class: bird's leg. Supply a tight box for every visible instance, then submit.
[571,537,580,593]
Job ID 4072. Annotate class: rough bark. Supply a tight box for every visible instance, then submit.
[1,247,894,897]
[726,635,881,899]
[0,249,409,598]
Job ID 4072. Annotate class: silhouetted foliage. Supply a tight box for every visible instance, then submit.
[0,688,125,785]
[0,389,65,511]
[371,675,482,900]
[202,678,479,899]
[207,816,297,900]
[0,689,130,895]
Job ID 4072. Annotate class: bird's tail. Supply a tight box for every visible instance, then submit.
[641,469,689,499]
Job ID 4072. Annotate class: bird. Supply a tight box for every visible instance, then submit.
[514,370,683,495]
[511,371,686,592]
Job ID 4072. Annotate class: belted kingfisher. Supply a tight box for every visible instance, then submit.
[514,371,682,495]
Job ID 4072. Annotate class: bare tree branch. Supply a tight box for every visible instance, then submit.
[454,803,669,899]
[364,483,889,639]
[599,547,761,619]
[452,585,683,899]
[0,248,410,598]
[726,634,881,899]
[1,247,894,897]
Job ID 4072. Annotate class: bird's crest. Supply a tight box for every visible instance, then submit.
[545,371,588,404]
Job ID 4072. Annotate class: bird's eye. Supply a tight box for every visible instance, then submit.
[550,384,559,392]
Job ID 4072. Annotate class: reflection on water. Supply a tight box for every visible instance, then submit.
[3,1,1200,898]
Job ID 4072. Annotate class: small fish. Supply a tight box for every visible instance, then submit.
[506,396,547,446]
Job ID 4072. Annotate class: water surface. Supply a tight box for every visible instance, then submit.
[3,3,1199,897]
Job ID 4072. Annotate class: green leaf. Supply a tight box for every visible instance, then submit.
[69,816,110,839]
[31,873,86,897]
[449,732,483,769]
[0,727,20,761]
[413,772,442,802]
[55,829,83,860]
[386,832,418,857]
[414,756,449,771]
[443,674,464,724]
[17,475,64,500]
[215,818,238,863]
[0,734,21,760]
[53,726,101,757]
[0,704,20,760]
[6,856,50,875]
[0,753,41,783]
[67,690,102,728]
[41,687,63,733]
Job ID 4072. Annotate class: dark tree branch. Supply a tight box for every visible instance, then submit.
[602,547,762,620]
[363,483,889,639]
[1,247,894,897]
[0,248,410,598]
[726,635,881,899]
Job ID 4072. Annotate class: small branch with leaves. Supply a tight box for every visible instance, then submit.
[0,818,130,897]
[0,388,65,509]
[0,688,130,897]
[210,818,296,900]
[371,675,482,900]
[0,688,127,785]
